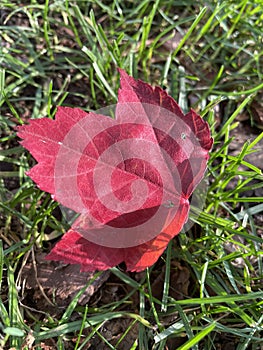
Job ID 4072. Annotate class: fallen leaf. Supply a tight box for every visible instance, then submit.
[21,252,110,306]
[17,68,212,272]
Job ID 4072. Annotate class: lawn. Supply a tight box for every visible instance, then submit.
[0,0,263,349]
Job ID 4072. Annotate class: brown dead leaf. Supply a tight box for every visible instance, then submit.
[152,261,190,301]
[250,99,263,129]
[20,251,110,311]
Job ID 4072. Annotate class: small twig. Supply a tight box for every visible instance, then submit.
[31,248,55,307]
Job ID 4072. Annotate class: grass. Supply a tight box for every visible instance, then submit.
[1,0,263,349]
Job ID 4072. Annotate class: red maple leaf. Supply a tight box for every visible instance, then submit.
[17,69,213,272]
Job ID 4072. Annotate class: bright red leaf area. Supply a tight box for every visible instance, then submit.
[17,69,213,271]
